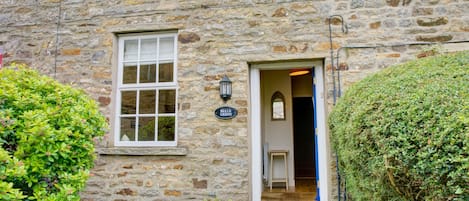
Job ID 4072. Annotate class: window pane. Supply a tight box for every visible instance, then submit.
[140,63,156,83]
[158,89,176,113]
[120,117,136,141]
[138,117,155,141]
[121,91,137,114]
[139,90,156,114]
[140,38,157,60]
[158,116,175,141]
[124,40,138,61]
[123,62,137,84]
[159,37,174,59]
[158,62,173,83]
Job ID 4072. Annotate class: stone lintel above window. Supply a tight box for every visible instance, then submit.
[97,147,187,156]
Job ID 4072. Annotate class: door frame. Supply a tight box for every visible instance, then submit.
[249,60,329,201]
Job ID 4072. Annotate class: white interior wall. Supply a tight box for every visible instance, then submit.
[261,70,295,187]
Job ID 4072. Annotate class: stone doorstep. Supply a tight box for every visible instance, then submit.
[97,147,188,156]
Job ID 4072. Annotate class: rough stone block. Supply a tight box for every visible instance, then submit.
[203,75,221,81]
[315,42,340,51]
[236,117,247,123]
[124,0,144,5]
[369,21,381,29]
[136,180,143,186]
[141,189,159,197]
[164,190,182,197]
[80,198,95,201]
[16,50,32,58]
[145,180,153,187]
[173,164,184,170]
[383,19,397,28]
[248,20,260,27]
[272,8,287,17]
[416,35,453,42]
[412,7,433,16]
[122,164,133,169]
[181,103,190,110]
[273,46,287,53]
[192,178,208,189]
[91,51,105,64]
[405,28,438,34]
[93,72,111,79]
[290,3,317,14]
[15,7,32,14]
[417,17,448,26]
[116,188,137,196]
[178,32,200,44]
[392,46,407,52]
[327,17,343,25]
[237,108,247,115]
[166,15,189,22]
[435,7,447,15]
[417,50,437,58]
[379,53,401,58]
[386,0,400,7]
[338,63,349,70]
[424,0,440,5]
[117,172,128,177]
[62,48,81,56]
[399,19,413,27]
[98,96,111,106]
[365,0,385,8]
[212,159,223,165]
[288,45,298,53]
[351,0,364,9]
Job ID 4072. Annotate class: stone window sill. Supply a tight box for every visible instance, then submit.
[97,147,187,156]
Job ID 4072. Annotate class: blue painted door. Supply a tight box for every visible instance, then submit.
[312,68,320,201]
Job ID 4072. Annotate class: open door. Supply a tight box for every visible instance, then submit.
[312,68,321,200]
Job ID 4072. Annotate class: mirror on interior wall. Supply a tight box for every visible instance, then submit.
[271,91,285,120]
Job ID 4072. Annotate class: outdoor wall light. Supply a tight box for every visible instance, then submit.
[219,75,232,102]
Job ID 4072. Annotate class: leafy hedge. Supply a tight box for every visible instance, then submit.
[0,65,107,200]
[329,51,468,200]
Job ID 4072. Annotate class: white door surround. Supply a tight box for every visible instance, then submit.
[249,60,329,201]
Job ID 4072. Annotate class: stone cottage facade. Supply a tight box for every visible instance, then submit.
[1,0,468,200]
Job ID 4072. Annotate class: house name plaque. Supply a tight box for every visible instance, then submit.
[215,106,238,120]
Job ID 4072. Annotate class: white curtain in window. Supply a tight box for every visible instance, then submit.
[124,40,138,61]
[159,37,174,60]
[141,38,157,61]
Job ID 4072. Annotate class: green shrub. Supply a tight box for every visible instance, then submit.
[0,64,107,200]
[329,51,469,201]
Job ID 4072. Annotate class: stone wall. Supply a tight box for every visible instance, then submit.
[1,0,468,200]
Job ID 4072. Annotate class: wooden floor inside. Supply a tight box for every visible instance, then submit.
[261,179,317,201]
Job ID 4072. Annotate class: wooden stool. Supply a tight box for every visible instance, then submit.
[269,150,288,190]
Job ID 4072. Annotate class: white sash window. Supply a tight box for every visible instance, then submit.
[116,33,178,146]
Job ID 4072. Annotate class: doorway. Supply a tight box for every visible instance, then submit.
[250,60,329,201]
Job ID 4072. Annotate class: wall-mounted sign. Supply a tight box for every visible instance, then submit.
[215,106,238,120]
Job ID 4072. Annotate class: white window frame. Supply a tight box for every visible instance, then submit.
[115,32,178,147]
